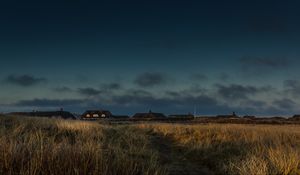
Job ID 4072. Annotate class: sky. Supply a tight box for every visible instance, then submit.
[1,0,300,116]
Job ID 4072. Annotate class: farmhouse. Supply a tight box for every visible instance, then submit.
[132,110,166,119]
[81,110,112,120]
[8,111,76,120]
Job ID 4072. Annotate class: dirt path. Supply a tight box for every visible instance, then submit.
[151,134,215,175]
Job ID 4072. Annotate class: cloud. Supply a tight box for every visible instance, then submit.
[7,85,298,115]
[106,88,232,114]
[101,83,122,91]
[5,74,46,86]
[239,56,291,77]
[215,84,271,100]
[14,98,85,107]
[240,56,290,69]
[273,98,296,110]
[165,85,207,98]
[283,80,300,96]
[53,86,73,92]
[190,73,208,81]
[134,72,169,87]
[218,73,230,81]
[77,87,102,96]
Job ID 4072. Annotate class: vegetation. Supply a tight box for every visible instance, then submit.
[1,116,300,175]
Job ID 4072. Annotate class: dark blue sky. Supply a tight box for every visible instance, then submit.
[1,0,300,115]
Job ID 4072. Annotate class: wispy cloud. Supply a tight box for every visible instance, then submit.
[4,74,46,87]
[215,84,271,100]
[190,73,208,81]
[273,98,296,110]
[53,86,73,92]
[77,87,102,96]
[14,98,85,107]
[284,80,300,96]
[240,56,290,69]
[134,72,170,87]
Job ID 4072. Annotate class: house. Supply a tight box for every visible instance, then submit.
[289,115,300,121]
[243,115,256,119]
[270,116,286,120]
[81,110,112,120]
[8,111,76,120]
[292,115,300,118]
[112,115,130,119]
[168,114,194,120]
[132,110,166,119]
[216,112,239,119]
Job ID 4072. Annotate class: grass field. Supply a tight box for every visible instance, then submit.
[1,116,300,175]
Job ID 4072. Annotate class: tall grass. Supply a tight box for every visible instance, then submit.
[139,124,300,174]
[0,116,165,175]
[1,116,300,175]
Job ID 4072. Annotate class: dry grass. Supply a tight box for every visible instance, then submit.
[1,116,300,175]
[0,116,166,175]
[138,124,300,174]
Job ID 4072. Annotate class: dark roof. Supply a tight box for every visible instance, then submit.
[216,114,239,118]
[243,115,256,119]
[270,116,286,120]
[82,110,112,115]
[216,112,239,118]
[168,114,194,118]
[293,115,300,118]
[132,111,166,119]
[8,111,76,119]
[112,115,130,119]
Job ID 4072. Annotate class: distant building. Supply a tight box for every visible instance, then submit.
[243,115,256,119]
[132,110,166,119]
[8,111,76,120]
[270,116,286,120]
[168,114,194,120]
[81,110,113,120]
[292,115,300,118]
[289,114,300,120]
[111,115,130,119]
[216,112,239,119]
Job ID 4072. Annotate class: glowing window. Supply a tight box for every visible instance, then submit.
[93,114,99,117]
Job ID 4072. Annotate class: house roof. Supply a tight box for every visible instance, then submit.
[132,111,166,119]
[169,114,194,117]
[82,110,112,115]
[216,114,239,118]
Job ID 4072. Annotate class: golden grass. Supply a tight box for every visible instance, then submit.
[1,116,300,175]
[0,117,166,175]
[138,124,300,174]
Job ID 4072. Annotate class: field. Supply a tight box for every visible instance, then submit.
[1,116,300,175]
